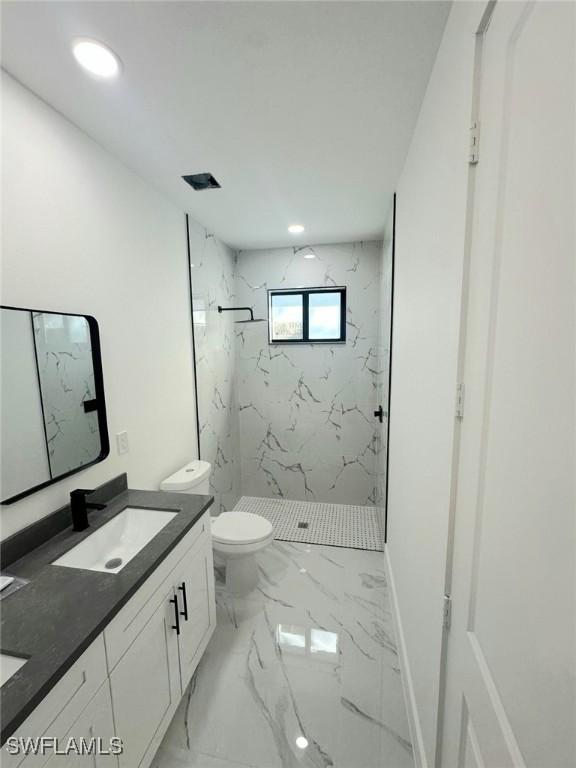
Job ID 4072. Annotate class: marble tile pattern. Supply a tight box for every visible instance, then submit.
[188,221,242,513]
[235,496,383,552]
[32,312,101,477]
[234,241,384,507]
[153,541,413,768]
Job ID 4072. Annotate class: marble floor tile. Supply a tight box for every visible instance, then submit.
[152,745,257,768]
[155,542,413,768]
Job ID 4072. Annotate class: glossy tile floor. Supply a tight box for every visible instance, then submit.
[153,541,413,768]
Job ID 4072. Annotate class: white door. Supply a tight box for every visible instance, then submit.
[442,2,575,767]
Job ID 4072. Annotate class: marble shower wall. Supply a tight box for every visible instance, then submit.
[188,221,241,513]
[235,241,384,506]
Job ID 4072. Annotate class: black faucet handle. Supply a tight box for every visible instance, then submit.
[70,488,90,497]
[70,489,106,534]
[70,488,106,509]
[70,488,106,506]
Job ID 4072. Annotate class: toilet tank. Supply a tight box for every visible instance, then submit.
[160,460,212,495]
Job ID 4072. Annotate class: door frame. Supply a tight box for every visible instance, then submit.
[434,3,497,764]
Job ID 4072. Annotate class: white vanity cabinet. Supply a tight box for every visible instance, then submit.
[42,682,119,768]
[105,512,215,768]
[108,581,181,768]
[171,538,215,692]
[0,637,112,768]
[1,513,215,768]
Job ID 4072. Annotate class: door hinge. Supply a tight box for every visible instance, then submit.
[443,594,452,630]
[469,121,480,164]
[456,383,465,420]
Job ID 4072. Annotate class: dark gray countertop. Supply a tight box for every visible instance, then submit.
[0,487,213,745]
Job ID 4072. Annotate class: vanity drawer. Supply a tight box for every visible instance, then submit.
[104,514,209,671]
[1,636,108,768]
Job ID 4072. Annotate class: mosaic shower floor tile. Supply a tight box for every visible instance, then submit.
[234,496,384,551]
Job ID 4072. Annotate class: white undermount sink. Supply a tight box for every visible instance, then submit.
[0,653,27,687]
[52,507,178,574]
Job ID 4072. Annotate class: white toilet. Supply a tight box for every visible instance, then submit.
[210,511,274,594]
[160,461,274,594]
[160,459,213,495]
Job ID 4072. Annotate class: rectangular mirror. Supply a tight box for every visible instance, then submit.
[1,306,109,504]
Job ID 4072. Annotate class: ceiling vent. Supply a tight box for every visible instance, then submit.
[182,173,221,191]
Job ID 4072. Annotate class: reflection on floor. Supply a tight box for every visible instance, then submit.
[235,497,384,552]
[153,541,413,768]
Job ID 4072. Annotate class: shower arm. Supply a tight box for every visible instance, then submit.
[217,305,255,321]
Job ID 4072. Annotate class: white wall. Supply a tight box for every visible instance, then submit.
[1,73,198,539]
[385,3,486,765]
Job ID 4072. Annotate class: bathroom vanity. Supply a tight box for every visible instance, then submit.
[0,476,215,767]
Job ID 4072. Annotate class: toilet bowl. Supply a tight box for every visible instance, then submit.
[159,462,274,594]
[211,512,274,594]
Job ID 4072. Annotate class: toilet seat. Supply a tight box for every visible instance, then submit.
[211,511,273,545]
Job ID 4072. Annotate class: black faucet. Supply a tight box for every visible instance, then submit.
[70,489,107,532]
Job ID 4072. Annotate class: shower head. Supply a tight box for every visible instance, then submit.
[217,305,265,323]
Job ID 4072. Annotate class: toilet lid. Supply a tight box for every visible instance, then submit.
[211,512,273,545]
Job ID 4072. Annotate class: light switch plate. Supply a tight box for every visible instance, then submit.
[116,431,129,455]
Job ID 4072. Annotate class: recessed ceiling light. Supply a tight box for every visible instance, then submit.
[296,736,309,750]
[288,224,304,234]
[300,247,316,260]
[73,39,121,78]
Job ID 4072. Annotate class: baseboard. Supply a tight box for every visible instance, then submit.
[384,545,429,768]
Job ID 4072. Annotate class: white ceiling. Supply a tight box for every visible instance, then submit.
[1,1,450,249]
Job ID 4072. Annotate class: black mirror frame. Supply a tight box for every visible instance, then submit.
[0,305,110,504]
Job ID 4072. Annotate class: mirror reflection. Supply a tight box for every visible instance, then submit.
[0,307,109,503]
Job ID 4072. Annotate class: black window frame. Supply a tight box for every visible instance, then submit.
[268,286,347,345]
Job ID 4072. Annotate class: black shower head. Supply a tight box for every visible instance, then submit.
[217,305,264,323]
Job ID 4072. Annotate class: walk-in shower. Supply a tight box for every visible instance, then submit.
[187,224,394,546]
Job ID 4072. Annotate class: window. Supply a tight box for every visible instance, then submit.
[268,287,346,344]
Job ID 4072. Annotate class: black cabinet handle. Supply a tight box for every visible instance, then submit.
[170,595,180,635]
[178,582,189,621]
[374,405,384,423]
